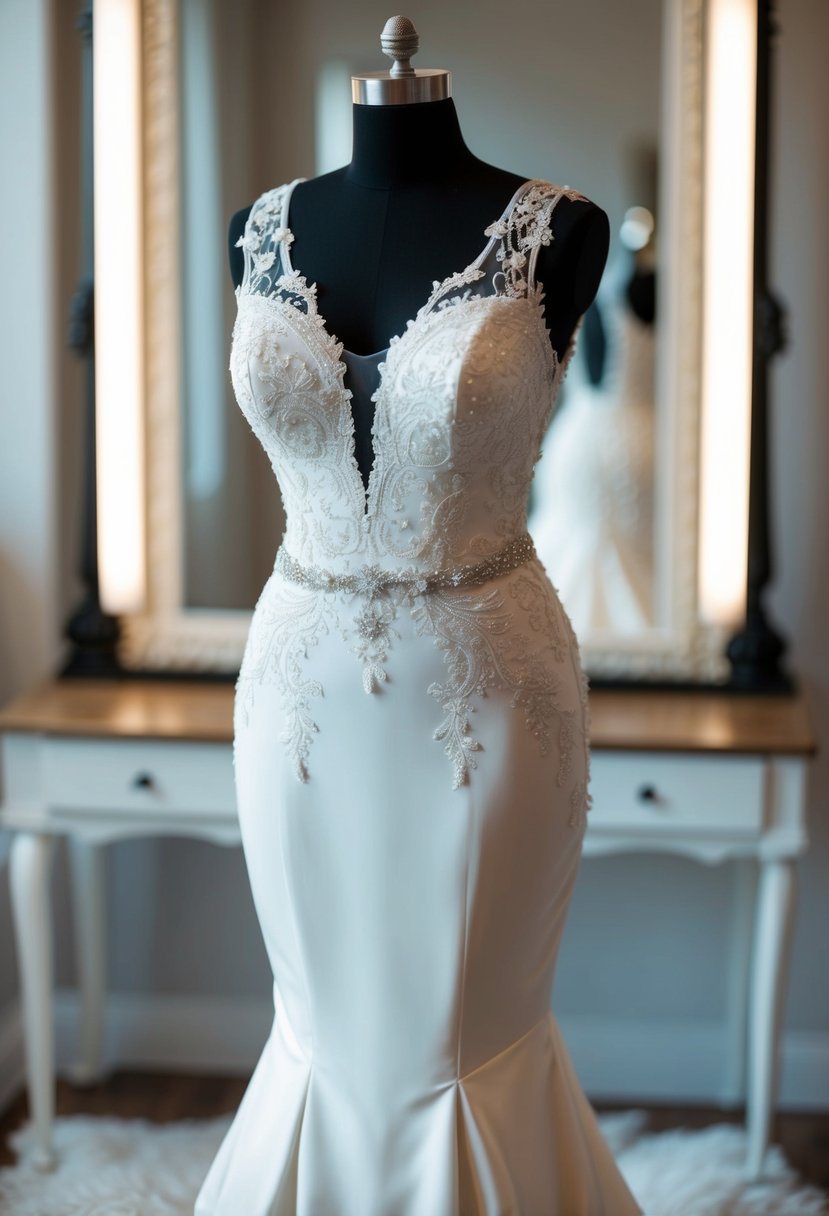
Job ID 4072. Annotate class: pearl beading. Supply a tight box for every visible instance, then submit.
[275,532,538,598]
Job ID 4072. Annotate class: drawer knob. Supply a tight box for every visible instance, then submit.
[637,783,661,805]
[132,771,156,791]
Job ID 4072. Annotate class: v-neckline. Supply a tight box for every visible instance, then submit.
[278,175,540,361]
[261,176,544,526]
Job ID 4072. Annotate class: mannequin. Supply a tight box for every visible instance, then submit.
[198,31,644,1215]
[228,45,609,488]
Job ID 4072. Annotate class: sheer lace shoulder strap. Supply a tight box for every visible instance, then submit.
[485,179,590,299]
[235,180,298,297]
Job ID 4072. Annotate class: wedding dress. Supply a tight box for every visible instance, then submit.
[530,299,656,636]
[195,177,641,1215]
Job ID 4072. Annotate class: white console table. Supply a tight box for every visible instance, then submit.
[0,678,815,1177]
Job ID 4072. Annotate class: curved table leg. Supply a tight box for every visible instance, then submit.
[9,832,57,1171]
[746,857,796,1180]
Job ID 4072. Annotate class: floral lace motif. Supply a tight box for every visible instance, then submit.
[234,186,294,297]
[231,176,593,813]
[343,594,400,694]
[484,182,589,298]
[410,563,578,790]
[234,577,329,783]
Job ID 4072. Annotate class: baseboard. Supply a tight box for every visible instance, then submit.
[0,999,23,1114]
[558,1015,829,1112]
[777,1028,829,1113]
[559,1015,826,1109]
[49,990,829,1112]
[54,988,272,1078]
[558,1014,729,1105]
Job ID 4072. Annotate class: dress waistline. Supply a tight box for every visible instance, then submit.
[274,532,537,597]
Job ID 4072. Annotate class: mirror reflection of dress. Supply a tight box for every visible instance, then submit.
[530,280,656,635]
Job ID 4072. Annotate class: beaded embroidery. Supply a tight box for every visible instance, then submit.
[231,176,593,813]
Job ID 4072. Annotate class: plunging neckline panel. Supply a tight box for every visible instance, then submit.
[241,176,560,528]
[277,175,542,361]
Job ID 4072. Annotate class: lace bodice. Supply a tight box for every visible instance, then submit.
[231,177,586,574]
[230,177,593,792]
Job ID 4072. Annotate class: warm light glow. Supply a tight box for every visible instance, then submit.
[698,0,756,626]
[93,0,146,613]
[315,61,352,175]
[619,206,655,252]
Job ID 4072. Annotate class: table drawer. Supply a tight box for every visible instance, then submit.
[588,751,766,834]
[42,737,235,818]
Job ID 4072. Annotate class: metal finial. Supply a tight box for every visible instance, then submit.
[381,16,418,77]
[351,16,451,105]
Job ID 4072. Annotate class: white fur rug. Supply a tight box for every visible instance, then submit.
[0,1109,826,1215]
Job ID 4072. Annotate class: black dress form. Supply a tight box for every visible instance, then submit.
[228,98,609,488]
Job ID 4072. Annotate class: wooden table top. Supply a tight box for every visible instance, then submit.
[0,677,817,756]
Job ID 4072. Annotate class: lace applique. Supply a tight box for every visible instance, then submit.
[235,186,293,297]
[234,579,330,783]
[230,176,595,791]
[409,564,578,789]
[484,182,589,298]
[421,267,487,316]
[342,595,400,694]
[558,595,594,829]
[569,781,591,831]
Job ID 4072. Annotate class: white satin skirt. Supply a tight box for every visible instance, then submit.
[195,573,641,1215]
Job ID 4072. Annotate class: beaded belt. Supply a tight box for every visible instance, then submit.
[275,532,537,597]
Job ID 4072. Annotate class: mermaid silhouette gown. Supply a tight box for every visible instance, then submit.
[194,177,641,1215]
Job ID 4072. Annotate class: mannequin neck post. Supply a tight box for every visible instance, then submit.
[345,97,479,189]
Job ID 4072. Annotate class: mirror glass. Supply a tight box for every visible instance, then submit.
[178,0,664,646]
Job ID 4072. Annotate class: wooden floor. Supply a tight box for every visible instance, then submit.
[1,1071,828,1189]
